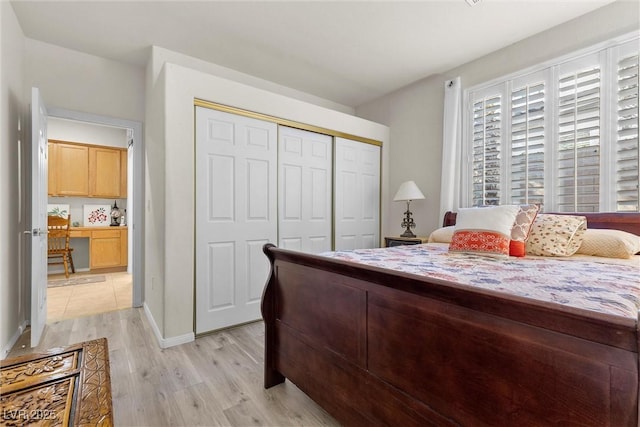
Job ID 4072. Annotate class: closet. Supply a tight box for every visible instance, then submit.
[334,137,381,250]
[195,106,381,334]
[278,126,333,254]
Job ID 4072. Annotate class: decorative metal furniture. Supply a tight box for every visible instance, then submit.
[393,180,425,238]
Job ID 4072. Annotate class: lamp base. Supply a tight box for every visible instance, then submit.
[399,201,417,238]
[400,229,417,238]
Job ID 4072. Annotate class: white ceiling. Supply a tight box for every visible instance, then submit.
[11,0,617,107]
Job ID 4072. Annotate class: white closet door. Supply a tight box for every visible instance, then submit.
[195,107,277,333]
[278,126,333,254]
[334,137,381,250]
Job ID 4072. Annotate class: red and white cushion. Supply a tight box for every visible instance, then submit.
[449,205,520,258]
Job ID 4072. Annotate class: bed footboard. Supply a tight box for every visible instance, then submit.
[261,244,639,426]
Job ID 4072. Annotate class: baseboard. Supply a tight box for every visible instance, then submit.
[1,320,28,360]
[143,302,194,349]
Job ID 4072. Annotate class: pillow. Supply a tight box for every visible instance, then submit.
[449,205,521,258]
[509,204,540,257]
[576,228,640,259]
[428,226,455,243]
[526,214,587,257]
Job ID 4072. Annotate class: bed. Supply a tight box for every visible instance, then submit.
[261,211,640,426]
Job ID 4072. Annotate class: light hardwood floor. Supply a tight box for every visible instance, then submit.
[7,309,339,426]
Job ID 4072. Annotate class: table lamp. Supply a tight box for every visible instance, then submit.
[393,180,425,238]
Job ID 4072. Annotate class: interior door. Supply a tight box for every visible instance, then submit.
[334,137,381,250]
[30,87,48,346]
[195,107,277,333]
[278,126,332,253]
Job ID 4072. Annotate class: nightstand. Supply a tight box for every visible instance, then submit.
[384,236,429,247]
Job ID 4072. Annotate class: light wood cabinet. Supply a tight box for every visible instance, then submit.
[89,147,123,198]
[89,228,128,269]
[48,140,127,198]
[48,142,89,196]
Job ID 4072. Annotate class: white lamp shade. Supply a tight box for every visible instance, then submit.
[393,180,425,201]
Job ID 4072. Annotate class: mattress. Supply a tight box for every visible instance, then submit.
[323,243,640,321]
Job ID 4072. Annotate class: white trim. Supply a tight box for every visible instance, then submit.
[1,320,28,360]
[47,107,144,308]
[144,302,194,349]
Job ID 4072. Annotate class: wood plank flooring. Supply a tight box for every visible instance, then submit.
[7,308,339,426]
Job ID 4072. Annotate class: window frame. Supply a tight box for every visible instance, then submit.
[461,31,639,212]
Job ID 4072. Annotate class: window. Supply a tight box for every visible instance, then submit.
[464,35,639,212]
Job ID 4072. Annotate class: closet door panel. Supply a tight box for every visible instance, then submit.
[335,137,381,250]
[196,107,277,334]
[278,126,332,254]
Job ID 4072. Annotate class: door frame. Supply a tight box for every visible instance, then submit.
[47,107,144,307]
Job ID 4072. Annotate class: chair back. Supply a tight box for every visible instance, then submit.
[48,215,71,253]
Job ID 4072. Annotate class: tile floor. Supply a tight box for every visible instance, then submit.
[47,271,132,322]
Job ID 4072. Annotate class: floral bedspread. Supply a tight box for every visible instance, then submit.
[322,244,640,321]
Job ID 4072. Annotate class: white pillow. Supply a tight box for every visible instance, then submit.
[449,205,520,258]
[428,226,455,243]
[576,228,640,259]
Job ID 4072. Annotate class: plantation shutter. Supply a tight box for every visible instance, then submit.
[461,35,639,213]
[556,56,601,212]
[615,45,639,212]
[510,76,545,206]
[471,89,502,206]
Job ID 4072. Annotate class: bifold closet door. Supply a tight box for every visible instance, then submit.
[195,107,277,333]
[334,137,381,250]
[278,126,333,253]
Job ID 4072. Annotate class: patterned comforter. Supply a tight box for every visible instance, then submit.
[322,243,640,321]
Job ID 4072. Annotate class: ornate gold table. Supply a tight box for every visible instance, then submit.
[1,338,113,426]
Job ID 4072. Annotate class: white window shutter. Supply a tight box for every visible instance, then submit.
[510,76,546,207]
[471,89,503,206]
[556,56,601,212]
[461,34,639,213]
[615,46,639,212]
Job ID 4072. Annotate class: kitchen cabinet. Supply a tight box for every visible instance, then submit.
[89,146,125,198]
[48,142,89,196]
[48,140,127,198]
[68,227,128,270]
[89,228,128,269]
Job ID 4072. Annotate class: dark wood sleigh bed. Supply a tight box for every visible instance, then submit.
[261,212,640,426]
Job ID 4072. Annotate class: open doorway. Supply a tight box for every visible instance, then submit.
[45,107,143,322]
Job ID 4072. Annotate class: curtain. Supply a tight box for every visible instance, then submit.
[439,77,462,221]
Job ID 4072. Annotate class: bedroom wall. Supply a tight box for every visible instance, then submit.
[356,0,640,237]
[143,55,167,341]
[143,55,390,346]
[149,46,354,115]
[23,39,145,122]
[0,1,26,359]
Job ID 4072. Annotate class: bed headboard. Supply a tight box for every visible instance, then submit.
[443,211,640,236]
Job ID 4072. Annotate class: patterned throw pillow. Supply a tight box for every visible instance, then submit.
[449,205,521,258]
[509,204,540,257]
[576,228,640,259]
[526,214,587,256]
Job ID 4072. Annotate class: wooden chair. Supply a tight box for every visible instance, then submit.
[47,215,75,278]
